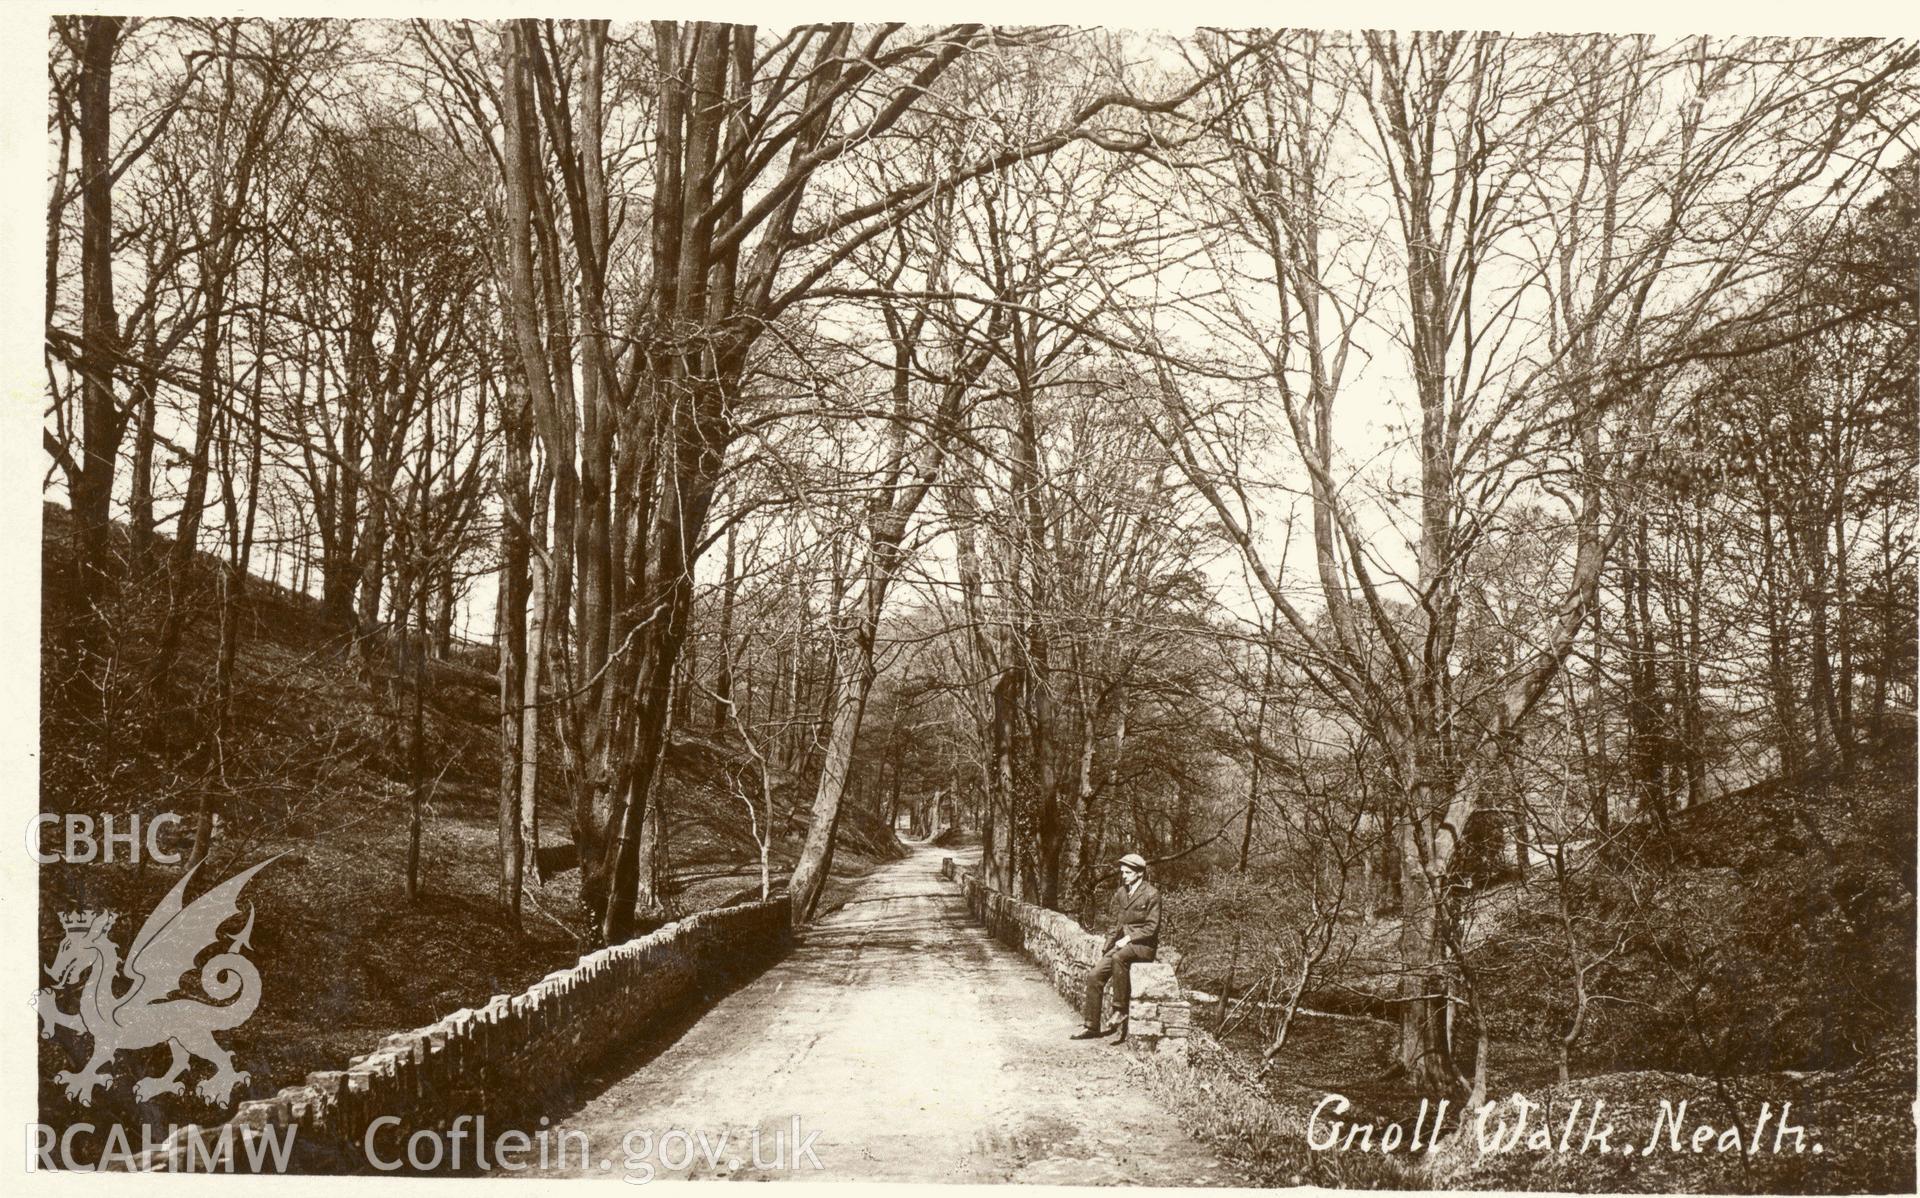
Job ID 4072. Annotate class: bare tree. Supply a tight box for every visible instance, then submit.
[1141,30,1913,1095]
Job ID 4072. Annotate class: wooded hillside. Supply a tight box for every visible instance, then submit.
[41,18,1916,1184]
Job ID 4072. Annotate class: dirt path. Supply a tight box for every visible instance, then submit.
[523,844,1235,1184]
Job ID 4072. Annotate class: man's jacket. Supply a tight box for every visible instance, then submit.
[1104,880,1162,952]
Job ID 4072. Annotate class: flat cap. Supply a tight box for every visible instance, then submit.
[1116,853,1148,871]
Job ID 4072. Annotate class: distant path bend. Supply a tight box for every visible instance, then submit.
[530,843,1234,1184]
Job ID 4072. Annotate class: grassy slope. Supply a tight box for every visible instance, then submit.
[1158,724,1915,1191]
[38,504,902,1136]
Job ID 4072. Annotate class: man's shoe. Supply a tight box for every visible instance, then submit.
[1070,1026,1105,1040]
[1110,1020,1129,1044]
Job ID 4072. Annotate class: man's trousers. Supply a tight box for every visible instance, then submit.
[1082,943,1155,1029]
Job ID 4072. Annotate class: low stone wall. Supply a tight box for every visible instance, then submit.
[133,897,792,1172]
[940,858,1190,1056]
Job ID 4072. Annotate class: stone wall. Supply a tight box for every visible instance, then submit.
[940,858,1190,1056]
[132,897,792,1172]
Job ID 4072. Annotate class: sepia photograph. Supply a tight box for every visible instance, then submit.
[18,1,1919,1191]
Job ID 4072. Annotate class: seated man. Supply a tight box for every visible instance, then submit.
[1073,852,1160,1042]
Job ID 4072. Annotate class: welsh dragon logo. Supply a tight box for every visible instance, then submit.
[36,855,280,1107]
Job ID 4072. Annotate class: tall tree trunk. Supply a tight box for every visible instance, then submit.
[1071,675,1101,898]
[495,569,523,921]
[1396,803,1460,1095]
[1759,499,1806,777]
[713,520,737,729]
[600,422,727,941]
[496,364,533,920]
[1803,503,1844,764]
[1624,518,1670,828]
[1675,515,1708,807]
[127,331,160,574]
[1240,642,1273,872]
[520,552,548,887]
[1006,341,1065,909]
[432,566,456,657]
[193,243,269,871]
[407,542,429,903]
[788,591,887,922]
[68,15,126,666]
[1590,606,1611,833]
[1831,500,1855,762]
